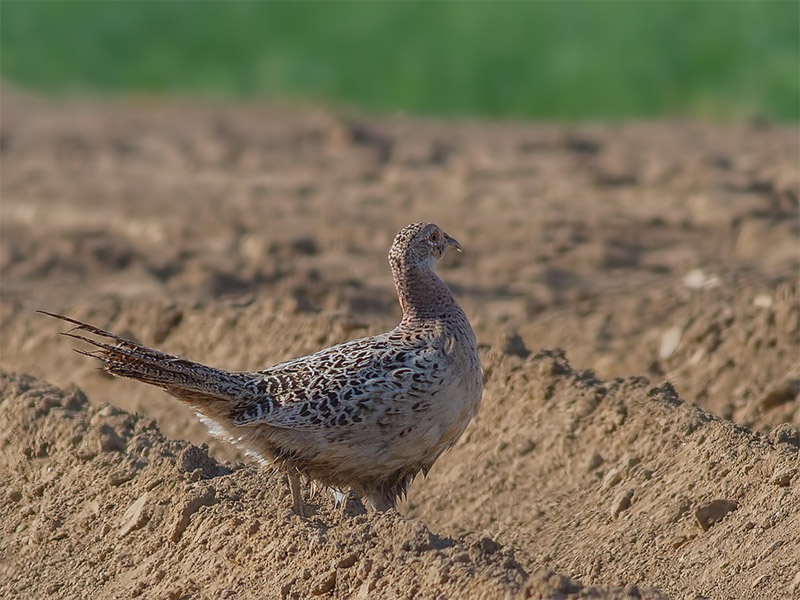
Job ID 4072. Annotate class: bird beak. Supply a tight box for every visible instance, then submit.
[445,234,463,253]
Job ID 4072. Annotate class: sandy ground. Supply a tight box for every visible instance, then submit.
[1,89,798,599]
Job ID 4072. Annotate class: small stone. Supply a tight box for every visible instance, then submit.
[682,269,719,290]
[753,295,773,308]
[76,433,99,461]
[356,579,375,599]
[791,571,800,593]
[586,452,604,471]
[109,466,138,486]
[772,469,794,487]
[758,540,783,560]
[603,467,622,489]
[695,499,738,531]
[623,454,641,471]
[659,326,683,359]
[683,269,707,290]
[311,570,336,595]
[336,553,358,569]
[751,574,768,588]
[119,492,150,537]
[612,489,634,518]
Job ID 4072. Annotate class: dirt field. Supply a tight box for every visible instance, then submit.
[1,89,798,599]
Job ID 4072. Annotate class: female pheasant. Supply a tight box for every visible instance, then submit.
[42,222,483,516]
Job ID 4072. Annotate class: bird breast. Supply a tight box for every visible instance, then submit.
[357,329,482,477]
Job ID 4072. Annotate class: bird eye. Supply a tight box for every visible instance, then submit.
[428,230,441,243]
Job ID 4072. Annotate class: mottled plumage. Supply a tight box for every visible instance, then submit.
[41,222,483,515]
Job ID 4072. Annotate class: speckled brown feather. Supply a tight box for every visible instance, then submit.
[41,222,483,515]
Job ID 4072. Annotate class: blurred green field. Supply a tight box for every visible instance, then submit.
[1,2,798,121]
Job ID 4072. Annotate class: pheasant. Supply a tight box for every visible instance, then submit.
[41,222,483,516]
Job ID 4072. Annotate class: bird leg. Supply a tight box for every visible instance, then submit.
[288,470,305,517]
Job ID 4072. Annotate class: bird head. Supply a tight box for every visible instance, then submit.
[390,222,462,269]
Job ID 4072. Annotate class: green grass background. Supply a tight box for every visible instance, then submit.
[1,1,798,121]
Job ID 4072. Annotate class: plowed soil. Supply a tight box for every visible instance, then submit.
[1,90,798,599]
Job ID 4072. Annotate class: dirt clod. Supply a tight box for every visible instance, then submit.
[695,499,739,531]
[119,492,151,537]
[612,489,635,518]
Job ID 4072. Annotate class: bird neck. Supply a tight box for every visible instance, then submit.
[391,258,456,321]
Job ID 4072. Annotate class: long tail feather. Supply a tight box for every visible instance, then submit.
[38,310,250,406]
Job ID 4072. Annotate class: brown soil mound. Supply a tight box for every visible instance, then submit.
[1,90,798,598]
[1,371,668,600]
[409,349,800,598]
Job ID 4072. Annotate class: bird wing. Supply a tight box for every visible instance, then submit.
[231,336,440,430]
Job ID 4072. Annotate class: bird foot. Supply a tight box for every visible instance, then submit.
[288,471,305,517]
